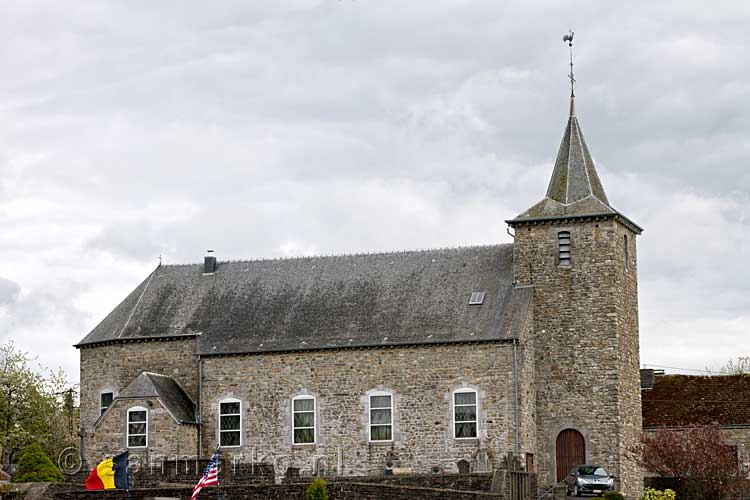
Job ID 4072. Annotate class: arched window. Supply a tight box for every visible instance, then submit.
[292,395,316,445]
[219,398,241,447]
[453,388,478,439]
[368,391,393,442]
[127,406,148,448]
[558,231,571,266]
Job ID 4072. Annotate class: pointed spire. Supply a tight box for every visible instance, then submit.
[506,31,642,234]
[545,114,609,205]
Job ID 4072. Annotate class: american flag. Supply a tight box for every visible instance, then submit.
[190,450,220,500]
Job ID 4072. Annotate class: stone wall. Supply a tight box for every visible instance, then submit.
[512,217,642,497]
[199,343,518,477]
[724,427,750,471]
[49,482,504,500]
[517,325,537,470]
[612,220,644,496]
[337,472,493,491]
[87,397,198,464]
[79,338,198,464]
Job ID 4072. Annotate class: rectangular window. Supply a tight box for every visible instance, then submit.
[369,394,393,442]
[219,400,241,447]
[127,408,147,448]
[624,234,629,269]
[454,390,478,439]
[293,397,316,444]
[558,231,571,266]
[100,392,113,415]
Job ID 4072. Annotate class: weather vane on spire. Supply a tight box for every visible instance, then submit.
[563,30,575,97]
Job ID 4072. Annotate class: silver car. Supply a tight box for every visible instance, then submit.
[564,464,615,497]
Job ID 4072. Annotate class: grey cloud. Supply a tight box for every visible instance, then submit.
[0,277,20,305]
[0,0,749,379]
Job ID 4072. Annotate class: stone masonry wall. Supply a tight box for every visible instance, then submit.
[513,218,642,497]
[51,483,504,500]
[517,323,537,470]
[199,343,519,477]
[88,397,198,464]
[612,220,643,495]
[79,338,198,464]
[724,427,750,471]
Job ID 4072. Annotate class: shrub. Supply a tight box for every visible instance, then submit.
[603,492,626,500]
[641,487,676,500]
[13,443,64,483]
[306,478,328,500]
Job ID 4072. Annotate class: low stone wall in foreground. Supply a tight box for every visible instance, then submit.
[50,483,503,500]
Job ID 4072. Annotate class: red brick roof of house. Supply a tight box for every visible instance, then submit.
[642,373,750,428]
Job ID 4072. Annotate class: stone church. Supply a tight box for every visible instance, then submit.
[76,95,643,496]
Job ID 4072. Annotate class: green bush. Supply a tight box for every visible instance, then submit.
[641,487,676,500]
[306,478,328,500]
[13,443,64,483]
[603,492,626,500]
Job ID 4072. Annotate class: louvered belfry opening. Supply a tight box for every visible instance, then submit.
[558,231,571,266]
[556,428,585,482]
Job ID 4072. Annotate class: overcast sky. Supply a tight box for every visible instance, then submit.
[1,1,748,384]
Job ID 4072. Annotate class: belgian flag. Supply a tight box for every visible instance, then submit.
[84,451,129,490]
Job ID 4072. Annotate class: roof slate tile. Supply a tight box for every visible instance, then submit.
[78,245,531,355]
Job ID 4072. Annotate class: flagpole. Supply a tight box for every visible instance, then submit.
[216,447,221,500]
[126,451,131,500]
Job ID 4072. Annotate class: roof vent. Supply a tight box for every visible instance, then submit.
[204,250,217,275]
[469,291,486,305]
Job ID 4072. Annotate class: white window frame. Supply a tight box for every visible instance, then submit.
[368,391,393,443]
[453,388,478,440]
[292,395,316,445]
[127,406,148,448]
[218,397,242,448]
[100,391,114,416]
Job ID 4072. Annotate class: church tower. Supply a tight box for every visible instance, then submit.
[507,91,643,496]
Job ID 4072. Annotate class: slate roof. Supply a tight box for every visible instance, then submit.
[508,107,642,233]
[77,245,532,355]
[116,372,197,424]
[642,374,750,428]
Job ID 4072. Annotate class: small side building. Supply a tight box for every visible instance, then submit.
[641,369,750,470]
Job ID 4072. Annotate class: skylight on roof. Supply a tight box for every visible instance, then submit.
[469,291,486,305]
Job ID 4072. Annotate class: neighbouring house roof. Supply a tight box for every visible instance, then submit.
[507,107,642,234]
[77,244,533,355]
[115,372,197,424]
[642,374,750,428]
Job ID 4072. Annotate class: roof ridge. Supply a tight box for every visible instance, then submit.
[159,243,512,267]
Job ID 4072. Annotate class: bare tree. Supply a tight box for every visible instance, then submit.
[639,424,747,500]
[716,356,750,375]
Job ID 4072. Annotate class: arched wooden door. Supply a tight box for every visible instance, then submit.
[556,429,585,483]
